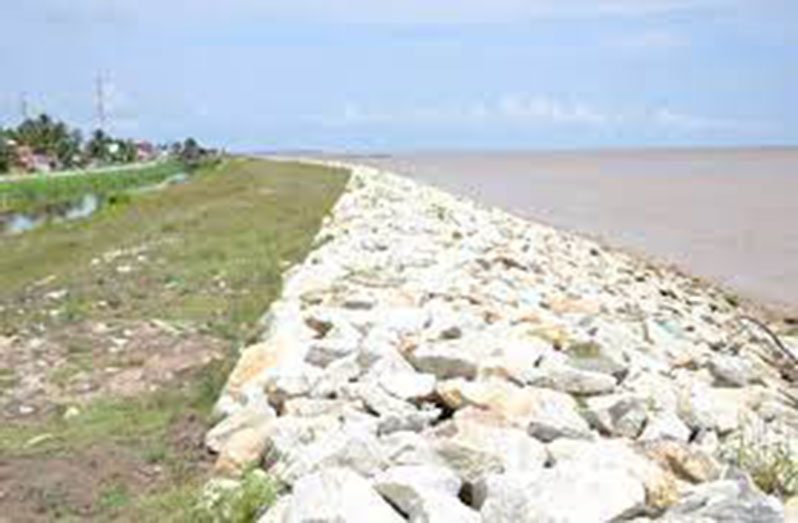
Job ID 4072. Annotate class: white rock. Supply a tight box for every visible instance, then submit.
[378,371,436,401]
[206,406,275,454]
[584,395,648,439]
[273,424,387,485]
[286,467,404,523]
[429,408,548,482]
[380,431,446,467]
[708,353,755,387]
[639,410,691,442]
[257,495,292,523]
[662,477,784,522]
[373,465,479,522]
[525,355,618,395]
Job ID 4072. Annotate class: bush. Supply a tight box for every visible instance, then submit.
[725,427,798,497]
[193,469,277,523]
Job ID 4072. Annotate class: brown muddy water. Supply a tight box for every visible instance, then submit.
[356,148,798,313]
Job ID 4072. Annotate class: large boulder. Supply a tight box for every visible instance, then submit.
[406,343,479,380]
[436,378,592,442]
[428,407,548,482]
[271,424,387,485]
[662,476,784,522]
[280,467,405,522]
[373,465,479,522]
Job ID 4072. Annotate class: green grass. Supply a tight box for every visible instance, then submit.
[726,432,798,498]
[0,157,349,343]
[0,157,349,520]
[0,160,186,214]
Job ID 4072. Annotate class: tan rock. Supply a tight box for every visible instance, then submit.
[214,427,269,476]
[644,439,721,484]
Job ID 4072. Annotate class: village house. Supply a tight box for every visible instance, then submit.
[7,141,58,173]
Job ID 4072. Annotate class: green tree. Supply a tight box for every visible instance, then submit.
[86,129,111,162]
[11,114,84,168]
[0,128,11,173]
[179,137,204,169]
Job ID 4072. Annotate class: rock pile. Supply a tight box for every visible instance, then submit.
[207,164,796,522]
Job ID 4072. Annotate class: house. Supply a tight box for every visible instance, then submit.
[12,144,57,173]
[135,141,156,162]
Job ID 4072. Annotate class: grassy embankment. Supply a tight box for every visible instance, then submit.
[0,161,186,214]
[0,158,349,520]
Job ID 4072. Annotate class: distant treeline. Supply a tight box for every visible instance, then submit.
[0,114,215,174]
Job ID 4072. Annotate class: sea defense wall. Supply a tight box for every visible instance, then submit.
[206,163,795,521]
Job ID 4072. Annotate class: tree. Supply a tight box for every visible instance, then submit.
[0,128,10,173]
[86,129,111,162]
[10,114,84,168]
[179,137,203,168]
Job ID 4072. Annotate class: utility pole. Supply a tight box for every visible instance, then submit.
[95,72,108,131]
[19,92,29,121]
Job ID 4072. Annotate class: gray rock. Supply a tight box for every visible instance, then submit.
[474,472,541,522]
[429,408,548,482]
[273,424,387,485]
[380,431,446,467]
[639,410,691,442]
[525,355,617,396]
[407,344,479,380]
[584,395,648,439]
[708,353,755,387]
[285,467,404,522]
[373,465,478,522]
[306,339,358,367]
[663,477,784,522]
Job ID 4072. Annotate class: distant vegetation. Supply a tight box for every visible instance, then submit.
[0,113,218,175]
[0,160,186,214]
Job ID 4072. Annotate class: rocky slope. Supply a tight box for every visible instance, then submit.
[206,163,797,522]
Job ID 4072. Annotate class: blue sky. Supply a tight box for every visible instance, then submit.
[1,1,796,151]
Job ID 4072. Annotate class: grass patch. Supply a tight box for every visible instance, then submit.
[0,157,348,521]
[0,158,348,344]
[725,429,798,498]
[0,161,186,214]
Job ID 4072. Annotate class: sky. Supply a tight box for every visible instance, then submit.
[1,1,796,151]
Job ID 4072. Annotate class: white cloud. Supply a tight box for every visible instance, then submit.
[651,108,746,131]
[614,30,689,50]
[317,96,753,134]
[319,96,618,127]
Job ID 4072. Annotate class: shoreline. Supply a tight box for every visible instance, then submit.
[268,155,796,322]
[353,150,798,317]
[209,158,796,521]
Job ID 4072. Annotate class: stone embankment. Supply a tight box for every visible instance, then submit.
[206,163,797,522]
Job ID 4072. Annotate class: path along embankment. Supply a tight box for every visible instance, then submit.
[205,161,797,521]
